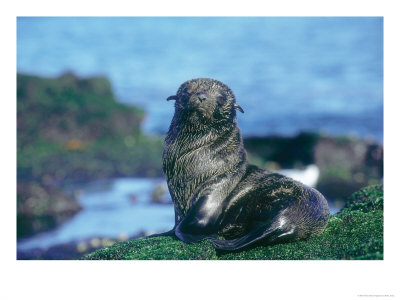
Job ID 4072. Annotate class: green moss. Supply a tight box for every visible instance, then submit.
[84,236,217,260]
[84,184,383,260]
[17,72,164,181]
[344,184,383,210]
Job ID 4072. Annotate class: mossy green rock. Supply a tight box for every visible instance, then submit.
[17,72,163,182]
[84,184,383,260]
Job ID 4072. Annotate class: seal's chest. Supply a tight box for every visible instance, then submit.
[164,146,221,215]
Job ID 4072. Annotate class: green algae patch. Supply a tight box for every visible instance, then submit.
[84,185,383,260]
[84,236,217,260]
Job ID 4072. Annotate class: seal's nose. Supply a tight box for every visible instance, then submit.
[197,93,207,102]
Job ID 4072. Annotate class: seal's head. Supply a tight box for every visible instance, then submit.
[167,78,244,125]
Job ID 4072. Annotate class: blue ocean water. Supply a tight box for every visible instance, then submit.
[17,17,383,142]
[18,178,174,250]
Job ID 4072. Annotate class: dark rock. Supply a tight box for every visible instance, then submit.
[243,132,383,203]
[150,182,171,204]
[128,194,138,204]
[244,132,320,169]
[17,181,82,238]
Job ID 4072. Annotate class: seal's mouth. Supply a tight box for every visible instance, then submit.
[185,103,205,114]
[196,106,208,114]
[180,102,213,121]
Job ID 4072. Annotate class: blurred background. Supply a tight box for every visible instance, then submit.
[17,17,383,259]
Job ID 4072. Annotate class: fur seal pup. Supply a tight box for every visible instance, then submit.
[162,78,330,251]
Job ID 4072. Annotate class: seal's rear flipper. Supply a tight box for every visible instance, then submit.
[210,225,295,251]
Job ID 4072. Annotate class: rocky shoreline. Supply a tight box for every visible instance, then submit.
[18,232,147,260]
[84,184,383,260]
[244,133,383,207]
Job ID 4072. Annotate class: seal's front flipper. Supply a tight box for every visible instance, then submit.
[175,225,217,243]
[146,228,176,238]
[146,207,181,238]
[174,194,220,243]
[211,225,296,251]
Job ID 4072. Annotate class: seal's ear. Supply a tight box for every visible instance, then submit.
[234,103,244,113]
[167,95,178,101]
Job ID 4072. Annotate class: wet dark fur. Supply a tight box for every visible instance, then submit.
[161,78,330,250]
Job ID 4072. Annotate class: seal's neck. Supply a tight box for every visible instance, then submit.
[166,114,239,151]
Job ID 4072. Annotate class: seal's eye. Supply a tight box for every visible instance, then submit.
[180,89,190,101]
[216,95,226,105]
